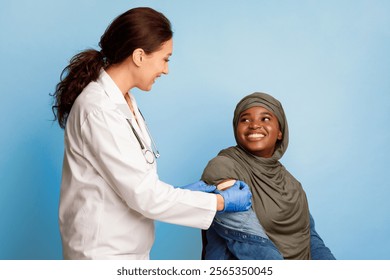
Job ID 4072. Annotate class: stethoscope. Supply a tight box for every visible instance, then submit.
[126,109,160,164]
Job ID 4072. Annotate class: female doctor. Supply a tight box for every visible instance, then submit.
[51,7,252,259]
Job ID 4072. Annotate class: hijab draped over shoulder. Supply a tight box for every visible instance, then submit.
[201,92,311,259]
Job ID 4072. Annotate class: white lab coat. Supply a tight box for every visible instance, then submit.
[59,70,216,259]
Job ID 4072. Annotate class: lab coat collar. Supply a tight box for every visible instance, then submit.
[96,69,151,146]
[97,69,133,120]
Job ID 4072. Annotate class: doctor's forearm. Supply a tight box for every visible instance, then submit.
[216,194,224,211]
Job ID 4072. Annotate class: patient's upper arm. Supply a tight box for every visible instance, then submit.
[201,156,239,189]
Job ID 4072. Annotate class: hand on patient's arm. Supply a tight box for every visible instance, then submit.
[216,179,236,212]
[215,180,252,212]
[174,179,251,212]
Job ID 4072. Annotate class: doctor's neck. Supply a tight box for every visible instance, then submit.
[105,63,137,96]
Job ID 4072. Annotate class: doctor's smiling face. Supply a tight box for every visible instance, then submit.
[134,39,173,91]
[236,106,283,158]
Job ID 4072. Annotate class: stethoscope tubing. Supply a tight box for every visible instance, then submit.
[137,110,160,158]
[126,110,160,164]
[127,119,145,150]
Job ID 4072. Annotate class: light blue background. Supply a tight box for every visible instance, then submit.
[1,0,389,260]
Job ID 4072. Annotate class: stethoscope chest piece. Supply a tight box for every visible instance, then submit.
[144,149,155,164]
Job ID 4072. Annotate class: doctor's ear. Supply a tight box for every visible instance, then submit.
[132,48,145,67]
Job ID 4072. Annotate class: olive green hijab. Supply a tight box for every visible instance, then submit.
[202,92,311,259]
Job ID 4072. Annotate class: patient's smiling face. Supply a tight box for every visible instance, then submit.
[236,106,282,158]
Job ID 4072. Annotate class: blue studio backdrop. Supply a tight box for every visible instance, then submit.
[1,0,389,260]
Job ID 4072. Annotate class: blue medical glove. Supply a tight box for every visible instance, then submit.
[175,180,217,193]
[216,180,252,212]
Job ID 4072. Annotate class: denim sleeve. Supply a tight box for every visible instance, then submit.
[309,213,336,260]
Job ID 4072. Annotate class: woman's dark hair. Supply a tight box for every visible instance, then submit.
[52,7,173,128]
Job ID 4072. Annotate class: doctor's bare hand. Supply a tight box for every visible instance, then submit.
[215,180,252,212]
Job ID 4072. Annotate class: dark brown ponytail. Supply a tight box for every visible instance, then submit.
[52,7,172,129]
[52,50,104,128]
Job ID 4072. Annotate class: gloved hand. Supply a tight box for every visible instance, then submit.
[215,180,252,212]
[175,180,217,193]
